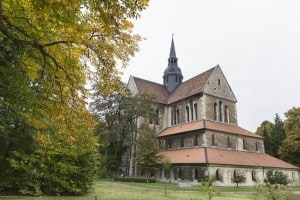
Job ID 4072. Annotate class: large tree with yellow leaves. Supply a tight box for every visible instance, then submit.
[0,0,148,195]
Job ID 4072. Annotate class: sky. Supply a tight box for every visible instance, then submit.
[119,0,300,132]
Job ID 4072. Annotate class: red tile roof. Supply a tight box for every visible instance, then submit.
[168,67,214,103]
[133,77,169,104]
[158,120,262,138]
[132,67,215,105]
[158,147,299,169]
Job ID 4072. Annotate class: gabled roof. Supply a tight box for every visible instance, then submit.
[132,77,169,104]
[158,120,262,138]
[131,67,215,104]
[158,147,299,169]
[168,67,214,103]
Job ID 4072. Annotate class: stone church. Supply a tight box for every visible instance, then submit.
[127,38,299,186]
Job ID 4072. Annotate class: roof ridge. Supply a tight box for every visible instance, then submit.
[181,66,216,84]
[133,76,165,87]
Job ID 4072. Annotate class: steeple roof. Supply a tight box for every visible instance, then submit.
[164,37,182,76]
[169,37,176,58]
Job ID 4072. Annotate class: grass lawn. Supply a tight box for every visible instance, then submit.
[0,179,299,200]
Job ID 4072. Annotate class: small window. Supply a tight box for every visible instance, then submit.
[171,111,174,125]
[252,170,256,182]
[176,109,180,124]
[213,103,217,121]
[224,105,228,123]
[216,169,220,181]
[194,133,198,146]
[218,79,220,86]
[190,101,194,121]
[194,103,198,120]
[227,137,230,148]
[219,101,222,122]
[180,136,184,148]
[186,106,190,122]
[167,139,172,149]
[233,170,237,179]
[243,139,246,150]
[176,76,178,82]
[155,109,159,125]
[255,141,259,151]
[212,134,215,146]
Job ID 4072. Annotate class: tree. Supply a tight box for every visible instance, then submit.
[233,173,246,188]
[256,120,274,155]
[91,91,156,177]
[0,0,149,195]
[255,170,289,200]
[272,114,286,158]
[161,158,172,196]
[279,107,300,166]
[264,170,288,186]
[256,114,285,158]
[198,176,220,200]
[136,123,161,182]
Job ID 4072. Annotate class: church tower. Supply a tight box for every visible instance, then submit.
[163,37,183,93]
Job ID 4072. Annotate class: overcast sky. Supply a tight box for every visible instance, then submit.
[120,0,300,132]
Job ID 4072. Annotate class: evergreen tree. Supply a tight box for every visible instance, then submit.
[272,114,286,158]
[279,107,300,166]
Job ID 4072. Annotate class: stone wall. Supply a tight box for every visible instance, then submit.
[204,94,237,125]
[157,165,300,186]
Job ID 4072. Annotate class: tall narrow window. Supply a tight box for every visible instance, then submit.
[186,106,190,122]
[171,110,174,125]
[194,103,198,120]
[227,137,230,148]
[216,169,220,181]
[233,170,237,179]
[243,139,246,150]
[212,134,215,146]
[217,79,221,86]
[194,133,198,146]
[167,138,172,149]
[176,109,180,124]
[155,109,159,125]
[252,170,256,181]
[224,105,228,123]
[190,101,194,121]
[219,101,222,122]
[180,136,184,148]
[213,103,217,121]
[255,141,259,151]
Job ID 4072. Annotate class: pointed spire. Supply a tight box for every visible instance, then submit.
[163,35,183,93]
[169,34,176,58]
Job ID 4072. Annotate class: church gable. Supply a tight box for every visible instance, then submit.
[203,65,237,102]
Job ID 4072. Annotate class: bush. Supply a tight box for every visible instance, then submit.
[113,177,156,183]
[265,170,288,185]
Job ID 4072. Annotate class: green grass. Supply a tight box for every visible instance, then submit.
[0,179,299,200]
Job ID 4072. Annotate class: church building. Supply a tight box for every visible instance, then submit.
[127,38,299,186]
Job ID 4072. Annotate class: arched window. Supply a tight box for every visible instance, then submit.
[194,133,198,146]
[194,103,198,120]
[190,101,194,121]
[255,141,259,151]
[233,170,237,179]
[171,110,174,125]
[212,134,215,146]
[155,108,159,125]
[180,136,184,148]
[213,103,217,121]
[216,169,220,181]
[243,139,246,150]
[167,138,172,149]
[227,137,230,148]
[186,106,190,122]
[252,170,256,182]
[219,101,223,122]
[224,105,228,123]
[176,109,180,124]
